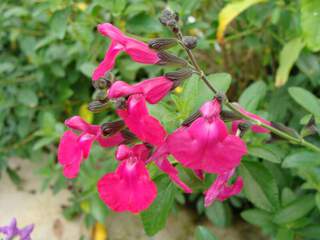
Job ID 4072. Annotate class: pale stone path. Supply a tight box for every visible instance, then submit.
[0,158,268,240]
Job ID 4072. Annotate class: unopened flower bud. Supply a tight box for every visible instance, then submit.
[182,36,197,49]
[159,9,179,32]
[88,100,109,113]
[157,51,187,66]
[165,68,193,81]
[221,110,241,121]
[92,78,112,90]
[269,121,300,142]
[120,129,137,144]
[148,38,177,51]
[94,90,107,101]
[115,98,127,110]
[182,111,201,126]
[101,120,125,136]
[237,122,250,137]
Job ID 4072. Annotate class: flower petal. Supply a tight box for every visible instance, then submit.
[58,130,83,178]
[98,159,157,213]
[65,116,100,135]
[97,132,124,148]
[117,95,167,146]
[92,41,123,81]
[150,144,192,193]
[108,76,173,104]
[204,169,243,207]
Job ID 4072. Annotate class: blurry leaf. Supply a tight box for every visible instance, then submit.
[273,194,315,224]
[112,0,126,16]
[239,81,266,112]
[239,161,279,212]
[50,8,70,39]
[90,195,109,223]
[33,137,56,150]
[297,225,320,239]
[205,201,232,227]
[281,188,297,206]
[301,0,320,52]
[141,176,176,236]
[92,222,108,240]
[241,208,273,227]
[282,151,320,168]
[275,38,305,87]
[249,146,281,163]
[18,89,38,107]
[276,228,294,240]
[79,62,95,78]
[6,167,22,186]
[79,103,93,123]
[297,53,320,83]
[315,192,320,211]
[127,13,162,33]
[195,226,218,240]
[288,87,320,117]
[217,0,266,43]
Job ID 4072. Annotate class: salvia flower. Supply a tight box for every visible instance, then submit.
[204,168,243,207]
[58,116,124,178]
[92,23,159,81]
[116,94,167,146]
[98,144,157,213]
[167,99,247,174]
[231,103,271,134]
[0,218,34,240]
[108,76,174,104]
[148,144,192,193]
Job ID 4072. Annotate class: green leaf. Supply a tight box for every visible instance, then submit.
[241,208,273,227]
[239,161,279,212]
[288,87,320,117]
[239,81,266,112]
[79,62,95,78]
[18,89,38,107]
[282,151,320,168]
[141,176,176,236]
[195,226,218,240]
[205,201,232,227]
[275,38,305,87]
[112,0,127,16]
[301,0,320,52]
[249,146,281,163]
[206,73,232,93]
[50,8,70,39]
[90,194,109,223]
[273,194,315,225]
[276,228,294,240]
[315,192,320,211]
[297,225,320,238]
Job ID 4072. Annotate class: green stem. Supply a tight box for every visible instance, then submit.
[175,30,320,153]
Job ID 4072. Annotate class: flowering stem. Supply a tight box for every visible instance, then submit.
[175,30,320,153]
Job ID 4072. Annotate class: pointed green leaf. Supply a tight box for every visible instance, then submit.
[195,226,218,240]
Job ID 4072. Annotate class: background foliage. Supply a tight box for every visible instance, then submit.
[1,0,320,239]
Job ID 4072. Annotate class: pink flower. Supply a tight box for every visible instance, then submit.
[92,23,159,81]
[108,76,173,104]
[149,144,192,193]
[231,104,271,134]
[98,144,157,213]
[167,99,247,174]
[204,169,243,207]
[58,116,124,178]
[117,94,167,146]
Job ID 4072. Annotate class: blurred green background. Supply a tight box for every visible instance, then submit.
[1,0,320,239]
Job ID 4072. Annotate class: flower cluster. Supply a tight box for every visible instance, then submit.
[0,218,34,240]
[58,21,271,213]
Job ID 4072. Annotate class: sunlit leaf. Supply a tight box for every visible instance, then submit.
[217,0,266,43]
[275,38,305,87]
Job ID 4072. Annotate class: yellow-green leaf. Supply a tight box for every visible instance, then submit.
[275,38,305,87]
[217,0,266,43]
[79,103,93,123]
[301,0,320,52]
